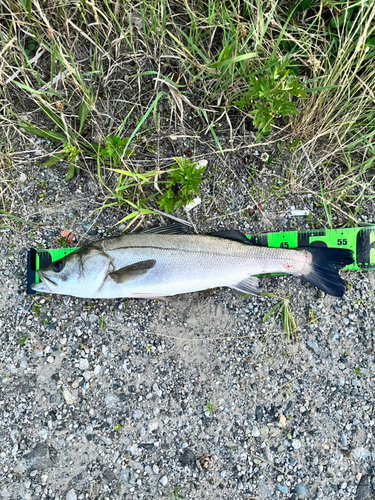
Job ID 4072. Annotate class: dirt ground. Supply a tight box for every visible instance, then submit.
[0,131,375,500]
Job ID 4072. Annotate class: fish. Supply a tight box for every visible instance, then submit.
[31,224,354,299]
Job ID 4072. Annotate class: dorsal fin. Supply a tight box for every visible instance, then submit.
[209,230,253,245]
[136,223,189,235]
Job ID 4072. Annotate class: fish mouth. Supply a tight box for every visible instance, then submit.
[37,270,58,291]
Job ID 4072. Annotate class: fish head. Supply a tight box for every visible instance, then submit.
[30,245,112,297]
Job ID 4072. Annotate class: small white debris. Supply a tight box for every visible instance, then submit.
[184,197,201,213]
[46,356,54,364]
[291,209,310,216]
[195,159,208,168]
[20,173,27,182]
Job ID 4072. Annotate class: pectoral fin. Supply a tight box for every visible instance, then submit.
[230,276,259,295]
[109,259,156,284]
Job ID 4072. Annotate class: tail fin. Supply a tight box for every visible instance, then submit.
[297,247,353,297]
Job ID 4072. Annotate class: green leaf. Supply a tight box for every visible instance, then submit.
[116,211,140,225]
[17,334,29,346]
[262,302,281,322]
[39,104,65,130]
[13,81,59,96]
[211,52,257,69]
[43,152,68,167]
[78,100,90,133]
[19,123,66,142]
[109,168,149,183]
[64,162,76,181]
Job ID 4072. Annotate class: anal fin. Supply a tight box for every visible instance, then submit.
[129,293,167,300]
[230,276,259,295]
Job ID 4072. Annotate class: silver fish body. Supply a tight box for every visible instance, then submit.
[31,228,353,299]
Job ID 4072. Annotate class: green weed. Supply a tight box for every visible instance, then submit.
[168,486,185,499]
[234,56,306,139]
[262,293,297,341]
[158,158,206,213]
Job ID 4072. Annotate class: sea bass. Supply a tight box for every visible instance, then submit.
[31,225,353,299]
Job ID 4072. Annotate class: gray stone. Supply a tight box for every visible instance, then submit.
[159,475,168,486]
[294,483,307,497]
[277,483,289,494]
[292,439,302,450]
[120,468,136,488]
[252,426,260,437]
[179,449,196,468]
[23,443,54,471]
[133,410,143,419]
[307,340,319,354]
[82,221,98,235]
[66,490,77,500]
[355,475,372,500]
[352,448,370,459]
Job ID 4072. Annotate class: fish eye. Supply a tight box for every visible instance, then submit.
[53,261,63,273]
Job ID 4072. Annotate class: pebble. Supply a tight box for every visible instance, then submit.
[63,389,73,405]
[148,420,159,432]
[277,483,289,494]
[252,427,260,437]
[292,439,302,450]
[38,429,48,440]
[159,475,168,486]
[294,483,307,496]
[307,340,319,354]
[79,358,89,370]
[133,410,143,419]
[351,447,371,459]
[66,489,77,500]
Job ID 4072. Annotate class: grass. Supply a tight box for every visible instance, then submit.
[262,292,297,342]
[0,0,374,228]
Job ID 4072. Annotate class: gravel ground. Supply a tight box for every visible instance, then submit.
[1,142,375,500]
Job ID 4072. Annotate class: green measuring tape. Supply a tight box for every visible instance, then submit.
[27,226,375,294]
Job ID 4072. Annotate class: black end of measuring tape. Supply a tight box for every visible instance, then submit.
[27,249,37,295]
[38,250,53,269]
[27,249,54,295]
